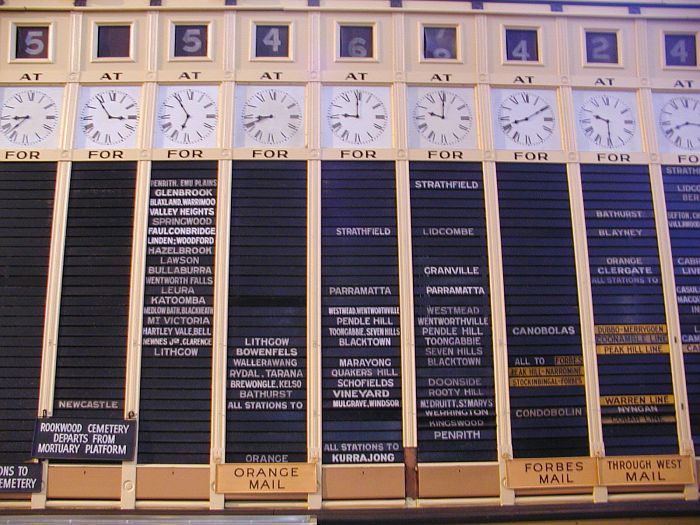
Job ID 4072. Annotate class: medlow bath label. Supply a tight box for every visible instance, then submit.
[32,418,136,460]
[0,464,42,493]
[216,463,316,493]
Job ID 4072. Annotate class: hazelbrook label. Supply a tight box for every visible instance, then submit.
[215,463,317,493]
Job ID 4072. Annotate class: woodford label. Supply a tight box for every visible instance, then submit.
[216,463,316,493]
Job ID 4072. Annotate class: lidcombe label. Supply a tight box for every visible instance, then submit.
[32,418,136,461]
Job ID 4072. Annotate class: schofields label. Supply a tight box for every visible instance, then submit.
[32,418,136,460]
[0,464,42,493]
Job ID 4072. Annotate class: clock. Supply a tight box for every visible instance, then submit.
[492,89,559,150]
[155,85,218,148]
[656,94,700,152]
[574,91,638,151]
[0,87,60,147]
[237,86,303,146]
[409,87,474,148]
[322,86,391,148]
[77,87,139,148]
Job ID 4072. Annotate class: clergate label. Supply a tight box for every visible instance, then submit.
[506,457,597,489]
[215,463,317,493]
[0,464,42,493]
[32,418,136,461]
[599,455,694,486]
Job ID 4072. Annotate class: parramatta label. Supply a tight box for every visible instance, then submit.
[32,418,136,460]
[0,464,42,492]
[215,463,316,493]
[599,455,694,486]
[506,457,597,489]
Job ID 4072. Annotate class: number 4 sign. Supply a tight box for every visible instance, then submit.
[255,24,290,58]
[665,34,697,67]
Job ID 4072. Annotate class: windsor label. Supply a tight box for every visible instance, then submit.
[582,164,678,456]
[138,161,217,464]
[498,163,588,459]
[662,165,700,448]
[226,161,307,464]
[410,162,496,463]
[321,161,403,464]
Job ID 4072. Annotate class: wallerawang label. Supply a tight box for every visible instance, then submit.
[32,418,136,461]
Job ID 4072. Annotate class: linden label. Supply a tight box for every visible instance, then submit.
[599,455,694,486]
[506,457,597,489]
[216,463,317,493]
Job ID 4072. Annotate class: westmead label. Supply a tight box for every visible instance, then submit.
[32,418,136,460]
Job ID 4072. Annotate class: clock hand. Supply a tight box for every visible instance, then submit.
[97,98,117,119]
[255,114,274,121]
[428,111,445,120]
[676,121,700,129]
[439,91,446,119]
[513,105,551,125]
[9,115,30,132]
[173,96,192,128]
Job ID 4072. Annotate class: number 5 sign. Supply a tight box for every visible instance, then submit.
[174,24,208,57]
[15,26,49,59]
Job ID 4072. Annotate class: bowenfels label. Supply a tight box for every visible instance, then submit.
[32,418,136,461]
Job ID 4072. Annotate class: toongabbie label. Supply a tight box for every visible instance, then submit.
[32,418,136,461]
[215,463,317,494]
[0,464,42,492]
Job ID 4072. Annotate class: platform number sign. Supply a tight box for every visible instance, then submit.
[173,24,208,57]
[665,34,697,67]
[505,28,538,62]
[97,25,131,58]
[15,26,49,59]
[423,27,457,60]
[339,25,373,58]
[255,24,290,58]
[585,31,618,64]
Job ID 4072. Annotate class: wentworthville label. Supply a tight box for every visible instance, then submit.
[216,463,317,493]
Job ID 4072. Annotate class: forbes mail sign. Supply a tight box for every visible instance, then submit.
[32,418,136,461]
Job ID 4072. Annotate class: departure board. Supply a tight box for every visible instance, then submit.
[410,161,496,463]
[321,161,403,464]
[498,163,588,458]
[138,161,217,464]
[582,165,678,456]
[662,165,700,448]
[0,162,56,463]
[226,161,307,463]
[54,162,136,420]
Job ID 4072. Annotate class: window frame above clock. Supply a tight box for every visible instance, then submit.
[503,26,541,64]
[337,23,376,61]
[421,24,460,62]
[663,32,698,68]
[171,22,211,60]
[12,23,52,61]
[253,23,292,61]
[93,23,133,61]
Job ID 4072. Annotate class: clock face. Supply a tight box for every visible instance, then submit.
[656,95,700,152]
[239,87,303,146]
[409,87,474,148]
[0,88,59,147]
[575,91,638,151]
[323,86,391,148]
[492,89,559,150]
[77,87,140,148]
[156,86,218,148]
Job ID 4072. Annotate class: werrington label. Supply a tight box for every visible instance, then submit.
[32,418,136,460]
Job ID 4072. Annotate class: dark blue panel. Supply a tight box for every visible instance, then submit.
[410,162,496,463]
[497,163,589,458]
[583,164,678,455]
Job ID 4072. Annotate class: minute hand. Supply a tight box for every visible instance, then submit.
[513,105,551,124]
